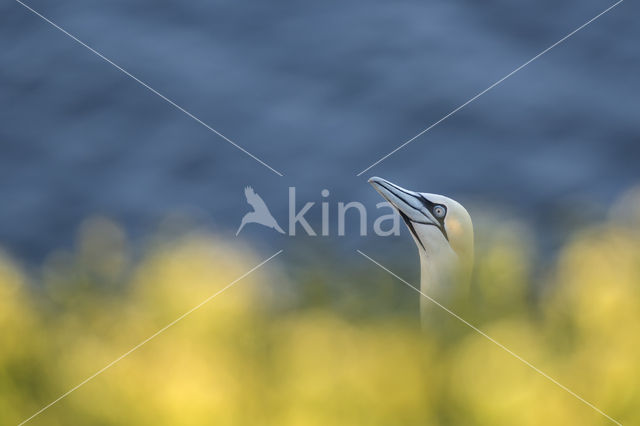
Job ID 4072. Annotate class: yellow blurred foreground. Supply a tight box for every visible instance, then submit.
[2,190,640,425]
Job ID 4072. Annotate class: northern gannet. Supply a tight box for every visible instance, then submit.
[369,177,474,326]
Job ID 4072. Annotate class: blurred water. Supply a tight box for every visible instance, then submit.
[1,0,639,263]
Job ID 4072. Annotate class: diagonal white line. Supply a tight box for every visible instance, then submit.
[17,249,283,426]
[15,0,284,177]
[356,0,625,176]
[357,249,622,425]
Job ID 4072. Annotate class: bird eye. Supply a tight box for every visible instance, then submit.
[433,205,446,219]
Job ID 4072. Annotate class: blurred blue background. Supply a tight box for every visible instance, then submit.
[1,0,638,265]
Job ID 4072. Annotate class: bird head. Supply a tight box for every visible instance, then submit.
[368,176,473,269]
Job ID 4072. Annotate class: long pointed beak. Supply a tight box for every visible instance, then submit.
[368,177,435,225]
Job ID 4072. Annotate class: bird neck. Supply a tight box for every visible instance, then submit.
[417,245,461,329]
[418,247,457,300]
